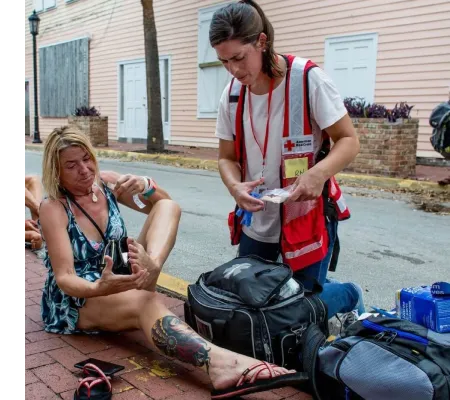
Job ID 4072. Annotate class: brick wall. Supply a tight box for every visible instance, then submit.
[346,118,420,178]
[68,116,108,147]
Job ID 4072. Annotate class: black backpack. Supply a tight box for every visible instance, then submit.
[184,255,328,370]
[429,101,450,159]
[302,316,450,400]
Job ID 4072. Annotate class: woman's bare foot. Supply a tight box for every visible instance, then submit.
[127,238,160,289]
[31,237,43,250]
[208,348,294,391]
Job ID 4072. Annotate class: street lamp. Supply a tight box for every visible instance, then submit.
[29,10,42,143]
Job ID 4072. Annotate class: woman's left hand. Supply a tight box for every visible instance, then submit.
[286,169,327,202]
[114,174,146,197]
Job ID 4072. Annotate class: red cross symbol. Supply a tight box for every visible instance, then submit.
[284,140,295,152]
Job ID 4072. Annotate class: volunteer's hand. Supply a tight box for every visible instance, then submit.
[286,169,326,202]
[114,175,146,197]
[231,178,265,212]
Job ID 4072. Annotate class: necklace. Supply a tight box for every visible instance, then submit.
[72,186,98,203]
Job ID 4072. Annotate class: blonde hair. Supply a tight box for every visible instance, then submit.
[42,126,100,200]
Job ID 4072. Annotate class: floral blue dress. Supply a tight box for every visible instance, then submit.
[41,185,127,334]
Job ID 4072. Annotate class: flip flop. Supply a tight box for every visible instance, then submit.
[210,361,308,399]
[74,363,112,400]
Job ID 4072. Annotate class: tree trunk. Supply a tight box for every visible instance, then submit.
[141,0,164,152]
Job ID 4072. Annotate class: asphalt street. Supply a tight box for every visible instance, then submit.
[26,150,449,310]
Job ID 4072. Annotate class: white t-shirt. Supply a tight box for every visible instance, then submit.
[215,67,347,243]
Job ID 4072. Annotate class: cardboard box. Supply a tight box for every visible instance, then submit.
[396,286,450,333]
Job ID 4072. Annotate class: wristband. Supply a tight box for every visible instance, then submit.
[140,176,150,194]
[143,178,157,199]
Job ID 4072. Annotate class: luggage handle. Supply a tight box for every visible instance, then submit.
[254,265,282,277]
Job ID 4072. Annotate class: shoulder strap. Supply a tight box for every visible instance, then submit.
[61,188,107,244]
[301,323,327,400]
[236,85,247,181]
[228,78,240,104]
[281,54,292,137]
[57,199,70,215]
[228,78,247,181]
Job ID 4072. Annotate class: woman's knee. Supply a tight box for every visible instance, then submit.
[132,290,158,314]
[319,280,364,316]
[155,199,181,220]
[347,282,365,314]
[79,290,159,331]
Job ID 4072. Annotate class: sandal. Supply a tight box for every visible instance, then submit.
[74,363,112,400]
[210,361,308,399]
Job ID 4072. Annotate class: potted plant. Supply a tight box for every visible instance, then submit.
[343,98,418,178]
[68,106,108,147]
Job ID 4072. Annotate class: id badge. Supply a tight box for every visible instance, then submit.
[256,185,267,195]
[281,153,314,187]
[281,135,315,187]
[283,158,309,179]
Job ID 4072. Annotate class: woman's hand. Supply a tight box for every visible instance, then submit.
[94,256,149,296]
[114,175,146,197]
[231,178,265,212]
[25,219,40,234]
[286,169,326,203]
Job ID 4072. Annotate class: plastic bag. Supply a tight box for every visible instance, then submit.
[260,185,294,204]
[107,181,145,209]
[277,278,301,299]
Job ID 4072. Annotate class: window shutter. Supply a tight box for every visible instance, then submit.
[39,38,89,117]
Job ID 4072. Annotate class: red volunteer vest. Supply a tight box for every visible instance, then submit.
[227,55,350,271]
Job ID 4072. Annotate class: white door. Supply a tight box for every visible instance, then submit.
[159,57,170,142]
[123,59,170,142]
[124,63,147,140]
[324,33,378,103]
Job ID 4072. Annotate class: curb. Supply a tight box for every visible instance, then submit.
[335,173,449,193]
[156,272,188,300]
[25,144,218,171]
[26,143,449,194]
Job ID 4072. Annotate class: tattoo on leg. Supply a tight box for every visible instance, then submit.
[151,316,211,372]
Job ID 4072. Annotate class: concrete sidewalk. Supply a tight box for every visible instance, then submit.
[25,249,310,400]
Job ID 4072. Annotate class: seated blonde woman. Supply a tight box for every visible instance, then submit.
[39,126,304,399]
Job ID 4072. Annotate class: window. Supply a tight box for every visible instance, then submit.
[34,0,56,12]
[324,33,378,103]
[197,4,231,119]
[39,37,89,117]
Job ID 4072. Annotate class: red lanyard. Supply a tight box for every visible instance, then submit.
[248,78,275,170]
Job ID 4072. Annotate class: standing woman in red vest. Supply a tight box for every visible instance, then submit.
[211,0,365,325]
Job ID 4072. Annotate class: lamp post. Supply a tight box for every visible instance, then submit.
[29,10,42,143]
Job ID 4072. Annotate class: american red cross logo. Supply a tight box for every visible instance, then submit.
[284,140,295,152]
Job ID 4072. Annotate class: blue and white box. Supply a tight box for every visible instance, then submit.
[396,286,450,333]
